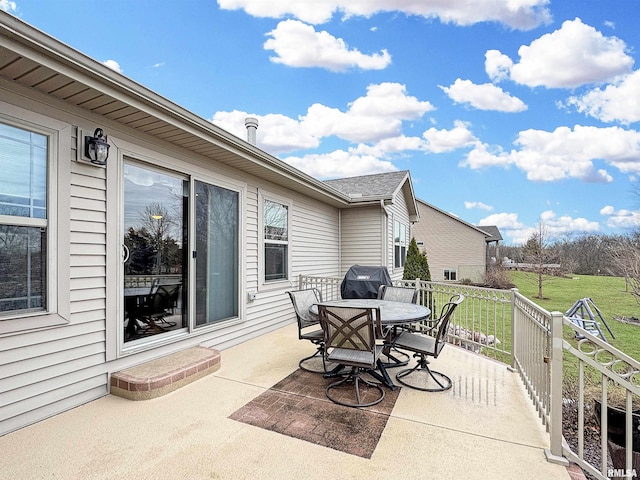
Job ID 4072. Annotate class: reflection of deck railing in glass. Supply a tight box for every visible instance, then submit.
[124,275,182,289]
[298,274,640,478]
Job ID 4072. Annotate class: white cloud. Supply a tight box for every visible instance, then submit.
[212,82,434,152]
[218,0,552,30]
[462,125,640,182]
[102,60,123,74]
[485,50,512,82]
[478,210,600,244]
[351,135,425,157]
[283,149,397,179]
[152,62,166,68]
[264,20,391,72]
[478,212,534,244]
[465,201,493,211]
[600,205,640,229]
[565,70,640,124]
[0,0,16,12]
[487,18,634,88]
[539,210,600,237]
[422,120,478,153]
[441,78,527,112]
[600,205,615,215]
[301,82,435,143]
[463,142,512,169]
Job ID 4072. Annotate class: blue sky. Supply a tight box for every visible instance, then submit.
[3,0,640,245]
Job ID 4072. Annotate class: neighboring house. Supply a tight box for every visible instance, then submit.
[412,199,498,283]
[477,225,503,266]
[324,171,419,278]
[0,12,420,435]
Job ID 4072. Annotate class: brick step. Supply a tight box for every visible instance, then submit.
[110,346,221,400]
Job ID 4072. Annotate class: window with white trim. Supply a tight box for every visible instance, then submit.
[444,269,457,281]
[0,122,48,315]
[394,220,407,268]
[263,198,289,282]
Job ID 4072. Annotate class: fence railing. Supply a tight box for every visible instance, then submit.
[560,317,640,479]
[298,274,640,478]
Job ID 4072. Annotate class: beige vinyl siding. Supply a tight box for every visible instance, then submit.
[0,101,109,435]
[292,199,339,276]
[339,207,383,276]
[244,189,259,292]
[235,183,340,348]
[413,201,487,282]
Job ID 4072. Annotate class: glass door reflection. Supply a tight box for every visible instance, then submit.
[123,162,188,342]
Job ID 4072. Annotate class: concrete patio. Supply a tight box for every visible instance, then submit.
[0,323,579,480]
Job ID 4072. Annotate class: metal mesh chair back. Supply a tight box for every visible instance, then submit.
[433,294,464,355]
[377,285,418,304]
[318,305,380,367]
[288,288,322,330]
[394,294,465,392]
[318,304,385,407]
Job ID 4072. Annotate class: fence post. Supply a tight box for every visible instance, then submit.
[545,311,569,465]
[510,288,518,370]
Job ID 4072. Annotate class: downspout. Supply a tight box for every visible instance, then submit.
[381,199,391,269]
[338,209,342,275]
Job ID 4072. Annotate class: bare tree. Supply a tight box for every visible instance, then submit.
[608,233,640,298]
[522,222,562,299]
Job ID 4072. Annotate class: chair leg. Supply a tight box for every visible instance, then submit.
[299,344,327,374]
[326,367,385,408]
[395,354,452,392]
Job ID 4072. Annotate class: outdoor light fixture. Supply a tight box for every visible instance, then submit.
[84,128,110,165]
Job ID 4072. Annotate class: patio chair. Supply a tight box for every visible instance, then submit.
[287,288,327,374]
[393,294,464,392]
[140,284,180,330]
[377,285,418,303]
[377,285,419,365]
[318,304,385,408]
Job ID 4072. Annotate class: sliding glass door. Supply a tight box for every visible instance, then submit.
[121,161,240,343]
[194,180,239,326]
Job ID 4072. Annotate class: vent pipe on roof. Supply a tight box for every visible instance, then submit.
[245,117,258,145]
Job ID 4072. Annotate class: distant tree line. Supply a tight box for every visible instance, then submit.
[491,232,640,277]
[487,229,640,301]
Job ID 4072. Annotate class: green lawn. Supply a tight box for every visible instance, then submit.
[509,270,640,363]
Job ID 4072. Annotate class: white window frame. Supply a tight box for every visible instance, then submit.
[258,190,292,289]
[444,269,458,281]
[394,220,408,269]
[0,108,70,335]
[112,139,247,357]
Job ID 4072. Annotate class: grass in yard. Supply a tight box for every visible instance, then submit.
[509,271,640,361]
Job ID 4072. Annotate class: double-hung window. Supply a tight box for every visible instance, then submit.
[394,220,407,268]
[0,122,48,315]
[263,198,289,282]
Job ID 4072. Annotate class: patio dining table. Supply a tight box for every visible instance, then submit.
[309,299,431,389]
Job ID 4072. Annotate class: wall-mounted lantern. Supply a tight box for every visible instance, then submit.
[84,128,110,165]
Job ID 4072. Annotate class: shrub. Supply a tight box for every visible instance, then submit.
[403,237,431,281]
[482,264,515,289]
